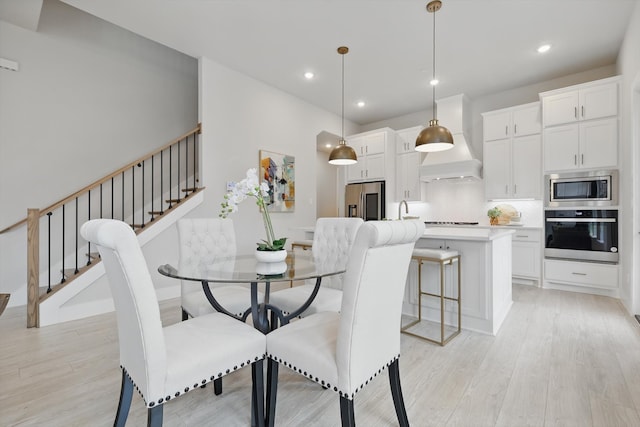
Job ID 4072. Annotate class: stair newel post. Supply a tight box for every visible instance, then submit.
[27,209,40,328]
[46,212,52,292]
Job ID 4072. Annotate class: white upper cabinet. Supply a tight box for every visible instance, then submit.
[484,103,541,142]
[346,128,395,185]
[482,102,542,200]
[542,78,618,127]
[540,76,620,172]
[395,126,424,202]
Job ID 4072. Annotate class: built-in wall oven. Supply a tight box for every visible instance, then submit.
[545,170,618,208]
[544,209,618,263]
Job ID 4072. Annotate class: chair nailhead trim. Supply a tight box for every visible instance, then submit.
[122,356,267,408]
[266,353,400,400]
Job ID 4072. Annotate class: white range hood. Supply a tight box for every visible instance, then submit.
[420,94,482,182]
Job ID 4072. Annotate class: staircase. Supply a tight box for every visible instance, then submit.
[0,125,203,327]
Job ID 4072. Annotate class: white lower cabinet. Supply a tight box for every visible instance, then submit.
[511,229,541,285]
[544,259,619,290]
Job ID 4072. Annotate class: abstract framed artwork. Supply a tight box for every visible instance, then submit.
[259,150,295,212]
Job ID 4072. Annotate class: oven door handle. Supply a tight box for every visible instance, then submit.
[546,218,616,223]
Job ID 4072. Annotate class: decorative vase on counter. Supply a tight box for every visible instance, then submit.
[255,249,287,263]
[490,217,499,226]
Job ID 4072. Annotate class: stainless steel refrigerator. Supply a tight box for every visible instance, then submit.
[344,181,385,221]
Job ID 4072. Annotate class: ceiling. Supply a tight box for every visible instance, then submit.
[58,0,636,127]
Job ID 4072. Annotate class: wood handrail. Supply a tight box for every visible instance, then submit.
[0,124,201,234]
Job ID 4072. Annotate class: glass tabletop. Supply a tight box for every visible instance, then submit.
[158,251,344,284]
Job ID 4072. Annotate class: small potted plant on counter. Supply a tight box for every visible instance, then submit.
[487,207,502,226]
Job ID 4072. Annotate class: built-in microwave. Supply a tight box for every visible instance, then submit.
[545,170,618,208]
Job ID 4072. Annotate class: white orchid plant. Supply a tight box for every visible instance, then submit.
[220,168,287,251]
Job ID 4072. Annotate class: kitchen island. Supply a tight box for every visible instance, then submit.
[403,226,515,336]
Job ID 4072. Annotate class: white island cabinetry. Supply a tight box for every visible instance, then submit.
[403,227,514,336]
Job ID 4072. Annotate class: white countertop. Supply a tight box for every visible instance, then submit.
[422,226,515,241]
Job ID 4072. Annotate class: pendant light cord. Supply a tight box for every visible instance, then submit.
[432,5,437,120]
[341,52,345,143]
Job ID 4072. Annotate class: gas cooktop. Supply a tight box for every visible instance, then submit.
[424,221,479,225]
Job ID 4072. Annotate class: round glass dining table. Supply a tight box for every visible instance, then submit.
[158,251,345,334]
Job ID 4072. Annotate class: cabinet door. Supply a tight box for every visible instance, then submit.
[580,83,617,121]
[512,241,541,279]
[396,152,421,201]
[364,153,385,180]
[512,104,541,137]
[484,139,511,199]
[543,124,580,172]
[483,111,511,142]
[347,161,365,182]
[347,136,365,157]
[396,127,422,154]
[512,135,541,199]
[579,117,618,169]
[543,91,579,126]
[363,132,386,155]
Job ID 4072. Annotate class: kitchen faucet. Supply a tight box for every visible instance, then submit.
[398,200,408,220]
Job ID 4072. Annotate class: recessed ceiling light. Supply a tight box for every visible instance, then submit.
[537,44,551,53]
[325,143,332,148]
[430,78,439,86]
[357,101,365,108]
[304,71,315,79]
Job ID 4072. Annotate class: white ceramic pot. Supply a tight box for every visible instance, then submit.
[256,261,287,275]
[255,249,287,263]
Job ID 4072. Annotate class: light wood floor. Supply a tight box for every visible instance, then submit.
[2,284,640,426]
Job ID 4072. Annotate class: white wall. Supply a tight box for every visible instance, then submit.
[0,0,198,305]
[192,57,346,251]
[616,0,640,314]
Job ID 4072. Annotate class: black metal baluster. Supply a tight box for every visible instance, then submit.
[141,162,145,227]
[160,150,164,214]
[185,134,189,197]
[61,204,66,284]
[100,183,103,219]
[132,165,135,227]
[151,154,155,221]
[169,145,173,208]
[75,196,79,274]
[111,177,114,219]
[177,139,181,202]
[121,171,125,221]
[193,132,198,190]
[86,192,91,266]
[47,212,52,293]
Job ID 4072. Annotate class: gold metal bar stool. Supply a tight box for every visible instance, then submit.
[401,248,461,346]
[291,240,313,251]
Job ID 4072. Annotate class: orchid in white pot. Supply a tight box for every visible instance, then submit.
[220,168,287,251]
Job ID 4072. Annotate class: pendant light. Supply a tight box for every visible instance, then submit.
[415,0,454,152]
[329,46,358,165]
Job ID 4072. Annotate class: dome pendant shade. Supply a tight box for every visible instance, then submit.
[329,46,358,165]
[329,139,358,165]
[415,119,454,152]
[416,0,454,153]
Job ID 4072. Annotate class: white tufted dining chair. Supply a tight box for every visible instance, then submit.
[265,219,424,427]
[177,218,260,321]
[81,219,267,427]
[268,217,363,318]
